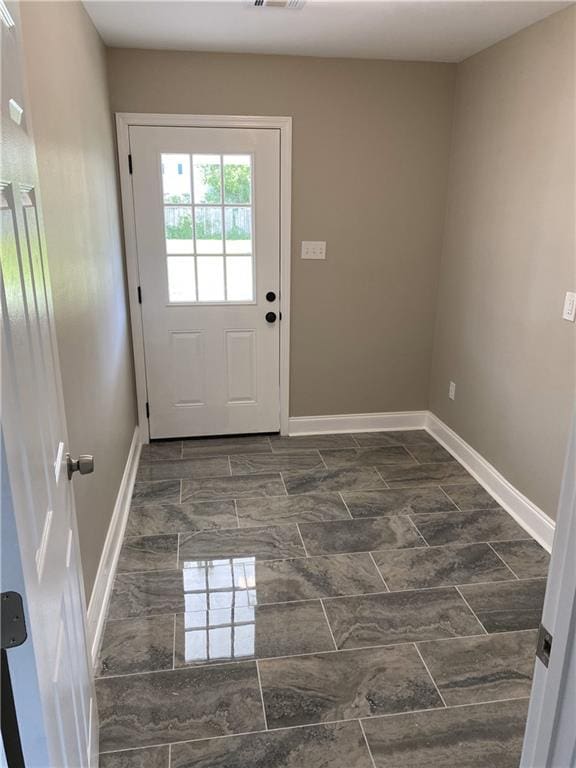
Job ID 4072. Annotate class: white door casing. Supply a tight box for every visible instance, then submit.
[116,114,292,441]
[1,3,96,766]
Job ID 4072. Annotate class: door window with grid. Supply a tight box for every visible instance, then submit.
[162,153,254,303]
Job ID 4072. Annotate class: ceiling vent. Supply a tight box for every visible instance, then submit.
[252,0,306,8]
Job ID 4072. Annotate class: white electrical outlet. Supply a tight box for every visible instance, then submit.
[301,241,326,260]
[562,291,576,322]
[449,381,456,400]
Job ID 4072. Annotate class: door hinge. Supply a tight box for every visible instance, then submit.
[128,154,133,174]
[536,623,552,668]
[145,402,150,419]
[137,286,142,304]
[1,592,27,650]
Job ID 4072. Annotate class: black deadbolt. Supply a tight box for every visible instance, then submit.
[265,312,277,323]
[266,291,276,302]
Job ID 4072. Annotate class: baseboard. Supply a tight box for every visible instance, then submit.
[86,426,141,667]
[288,411,428,435]
[288,408,555,551]
[426,413,555,552]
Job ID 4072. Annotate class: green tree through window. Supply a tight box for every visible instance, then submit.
[201,162,251,206]
[165,159,251,242]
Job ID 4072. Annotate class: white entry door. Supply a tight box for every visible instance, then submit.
[1,3,96,766]
[130,126,281,438]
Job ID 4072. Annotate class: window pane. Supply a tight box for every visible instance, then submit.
[162,154,191,204]
[184,629,207,662]
[226,257,253,301]
[185,611,208,630]
[209,627,232,659]
[225,207,252,254]
[167,257,196,302]
[183,566,207,591]
[235,606,255,623]
[233,561,256,588]
[195,207,223,254]
[165,207,194,254]
[224,155,251,204]
[207,608,232,626]
[234,623,255,658]
[208,565,233,590]
[184,592,207,612]
[197,256,225,301]
[193,154,221,204]
[209,592,234,610]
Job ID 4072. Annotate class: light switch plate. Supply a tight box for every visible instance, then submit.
[562,291,576,322]
[301,241,326,260]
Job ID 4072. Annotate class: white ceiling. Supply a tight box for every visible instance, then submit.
[84,0,572,63]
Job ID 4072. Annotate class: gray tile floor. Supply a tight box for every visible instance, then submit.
[97,430,550,767]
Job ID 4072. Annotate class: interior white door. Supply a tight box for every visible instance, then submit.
[1,4,96,766]
[130,125,281,439]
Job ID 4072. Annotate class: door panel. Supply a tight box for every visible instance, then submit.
[171,331,206,406]
[130,126,281,438]
[226,330,257,404]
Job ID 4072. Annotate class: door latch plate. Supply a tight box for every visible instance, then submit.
[1,592,27,650]
[536,622,552,668]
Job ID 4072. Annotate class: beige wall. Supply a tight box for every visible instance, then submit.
[106,49,456,416]
[20,2,137,598]
[430,7,576,518]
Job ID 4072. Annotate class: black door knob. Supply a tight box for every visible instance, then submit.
[266,291,276,302]
[265,312,277,323]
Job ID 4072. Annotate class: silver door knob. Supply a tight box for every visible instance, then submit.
[66,453,94,481]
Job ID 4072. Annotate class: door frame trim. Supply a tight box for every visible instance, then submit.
[115,113,293,440]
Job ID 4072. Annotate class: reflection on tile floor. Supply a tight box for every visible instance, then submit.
[98,430,549,765]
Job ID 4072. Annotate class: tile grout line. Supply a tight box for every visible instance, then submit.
[487,542,520,579]
[319,598,339,651]
[295,524,310,557]
[179,479,182,504]
[405,515,431,547]
[368,551,390,592]
[358,719,378,768]
[227,455,233,477]
[99,695,533,756]
[374,467,390,488]
[455,585,488,635]
[255,660,269,731]
[168,742,172,767]
[413,642,448,708]
[121,505,524,540]
[279,471,290,498]
[402,445,420,465]
[438,484,463,510]
[96,625,535,681]
[365,693,531,717]
[338,491,354,520]
[106,574,545,626]
[233,498,241,529]
[172,613,177,670]
[114,549,538,578]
